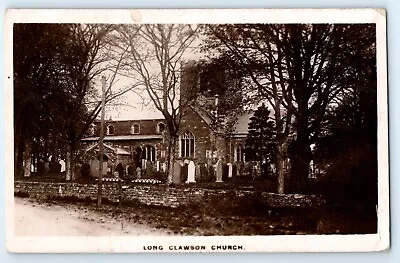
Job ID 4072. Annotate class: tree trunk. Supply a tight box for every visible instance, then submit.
[65,145,74,181]
[14,121,25,177]
[166,136,177,185]
[23,141,31,177]
[15,136,25,178]
[291,111,310,193]
[276,143,285,194]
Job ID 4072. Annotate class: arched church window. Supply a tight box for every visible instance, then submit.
[235,144,244,162]
[180,132,195,158]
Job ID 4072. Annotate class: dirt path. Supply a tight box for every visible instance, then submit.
[14,198,174,236]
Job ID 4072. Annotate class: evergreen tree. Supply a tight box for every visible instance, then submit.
[245,104,276,175]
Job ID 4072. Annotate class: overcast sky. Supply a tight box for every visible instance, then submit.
[102,30,208,121]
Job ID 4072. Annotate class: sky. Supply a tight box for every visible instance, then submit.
[102,27,207,121]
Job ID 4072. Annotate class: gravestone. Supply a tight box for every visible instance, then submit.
[136,167,141,179]
[195,164,201,182]
[59,160,66,172]
[172,161,182,184]
[232,164,237,177]
[222,164,229,181]
[44,162,50,173]
[200,164,209,182]
[208,165,215,182]
[142,159,146,170]
[186,161,196,183]
[181,163,189,183]
[156,161,160,172]
[228,163,233,178]
[216,159,223,182]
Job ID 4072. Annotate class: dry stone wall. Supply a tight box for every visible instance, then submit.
[14,181,325,209]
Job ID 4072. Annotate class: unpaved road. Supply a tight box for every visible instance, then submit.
[14,198,174,236]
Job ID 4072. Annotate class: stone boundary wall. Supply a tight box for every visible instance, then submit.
[14,181,325,209]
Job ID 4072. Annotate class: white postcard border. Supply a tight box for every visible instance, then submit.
[4,8,389,253]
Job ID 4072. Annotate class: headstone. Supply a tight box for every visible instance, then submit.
[200,164,208,182]
[232,164,237,177]
[44,162,50,173]
[59,160,66,172]
[181,163,189,182]
[156,161,160,172]
[208,164,215,182]
[136,167,141,179]
[222,164,229,181]
[172,162,182,184]
[228,163,233,178]
[216,159,223,182]
[146,160,154,178]
[162,163,166,172]
[142,159,146,170]
[186,161,196,183]
[195,164,201,182]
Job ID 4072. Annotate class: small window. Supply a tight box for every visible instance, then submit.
[157,123,166,133]
[180,132,195,158]
[107,125,115,135]
[131,124,140,134]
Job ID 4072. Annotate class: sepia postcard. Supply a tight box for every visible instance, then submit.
[4,9,389,253]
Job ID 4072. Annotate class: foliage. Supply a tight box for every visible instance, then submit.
[14,23,133,180]
[13,24,77,175]
[244,104,276,166]
[202,23,377,193]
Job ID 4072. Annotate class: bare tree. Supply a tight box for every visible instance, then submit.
[116,24,200,184]
[38,24,140,181]
[204,25,294,193]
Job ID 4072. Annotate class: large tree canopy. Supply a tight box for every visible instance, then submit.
[14,23,133,180]
[202,23,376,192]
